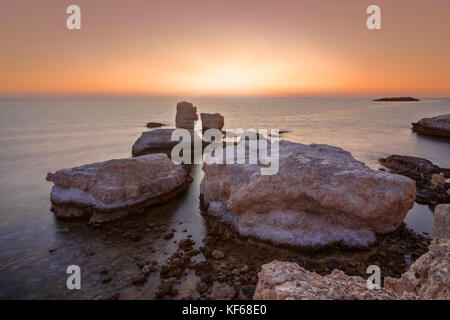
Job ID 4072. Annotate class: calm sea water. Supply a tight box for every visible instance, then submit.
[0,96,449,298]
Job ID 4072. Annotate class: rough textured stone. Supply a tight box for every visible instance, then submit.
[132,129,178,157]
[176,101,198,130]
[201,140,416,248]
[46,154,192,223]
[412,113,450,137]
[253,261,399,300]
[201,113,224,133]
[433,204,450,239]
[379,155,450,205]
[384,239,450,300]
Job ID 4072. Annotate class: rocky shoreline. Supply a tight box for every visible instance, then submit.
[412,113,450,137]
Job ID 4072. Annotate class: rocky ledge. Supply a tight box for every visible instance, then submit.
[132,129,179,157]
[411,113,450,137]
[201,113,224,133]
[373,97,420,101]
[46,154,192,224]
[200,140,416,249]
[379,155,450,205]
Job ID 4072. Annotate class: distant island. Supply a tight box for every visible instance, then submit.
[373,97,420,101]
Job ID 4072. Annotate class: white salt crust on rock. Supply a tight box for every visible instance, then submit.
[46,153,192,223]
[200,140,416,248]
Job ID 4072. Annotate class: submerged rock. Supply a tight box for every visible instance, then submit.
[379,155,450,205]
[253,261,399,300]
[146,122,165,128]
[46,154,192,224]
[384,238,450,300]
[201,113,224,133]
[176,101,198,130]
[433,204,450,239]
[201,140,415,249]
[412,113,450,137]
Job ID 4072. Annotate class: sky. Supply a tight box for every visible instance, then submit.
[0,0,449,97]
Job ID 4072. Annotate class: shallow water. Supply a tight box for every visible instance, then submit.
[0,96,448,298]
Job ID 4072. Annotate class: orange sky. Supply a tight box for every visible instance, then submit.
[1,0,449,97]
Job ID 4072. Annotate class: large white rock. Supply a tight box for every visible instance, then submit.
[46,154,192,223]
[176,101,198,130]
[253,261,399,300]
[433,204,450,239]
[384,238,450,300]
[200,140,416,248]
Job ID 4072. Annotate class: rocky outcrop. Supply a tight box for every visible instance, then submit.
[201,113,224,133]
[373,97,419,101]
[379,155,450,205]
[253,261,399,300]
[132,129,178,157]
[146,122,165,128]
[176,101,198,130]
[201,140,416,249]
[412,114,450,137]
[384,238,449,300]
[46,154,192,224]
[433,204,450,239]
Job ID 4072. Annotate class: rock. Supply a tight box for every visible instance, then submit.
[101,276,112,284]
[132,273,148,286]
[212,250,225,260]
[209,282,235,300]
[176,101,198,130]
[146,122,165,128]
[434,204,450,239]
[196,281,209,294]
[379,155,450,205]
[412,113,450,137]
[201,113,224,133]
[178,238,195,251]
[46,154,192,224]
[155,280,176,298]
[142,265,152,277]
[254,261,399,300]
[384,239,449,299]
[373,97,419,101]
[201,140,416,248]
[132,129,179,157]
[163,231,174,240]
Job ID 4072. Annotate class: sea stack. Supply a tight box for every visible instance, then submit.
[200,140,416,249]
[46,154,192,224]
[200,113,224,133]
[411,114,450,137]
[175,101,198,130]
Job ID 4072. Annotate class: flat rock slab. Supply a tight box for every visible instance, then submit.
[201,140,416,249]
[46,154,192,223]
[412,113,450,137]
[132,129,178,157]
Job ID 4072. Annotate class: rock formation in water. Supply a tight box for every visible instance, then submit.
[384,238,449,300]
[146,122,165,128]
[253,261,399,300]
[373,97,420,101]
[200,113,224,133]
[411,113,450,137]
[176,101,198,130]
[46,154,192,224]
[379,155,450,205]
[132,129,179,157]
[200,140,416,249]
[433,204,450,239]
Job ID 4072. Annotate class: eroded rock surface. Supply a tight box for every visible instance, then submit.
[253,261,399,300]
[132,129,178,157]
[433,204,450,239]
[379,155,450,205]
[46,154,192,223]
[384,238,450,300]
[412,113,450,137]
[176,101,198,130]
[201,113,224,133]
[201,140,416,249]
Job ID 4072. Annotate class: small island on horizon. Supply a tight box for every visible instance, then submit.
[373,97,420,102]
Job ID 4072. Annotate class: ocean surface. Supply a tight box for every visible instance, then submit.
[0,96,449,299]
